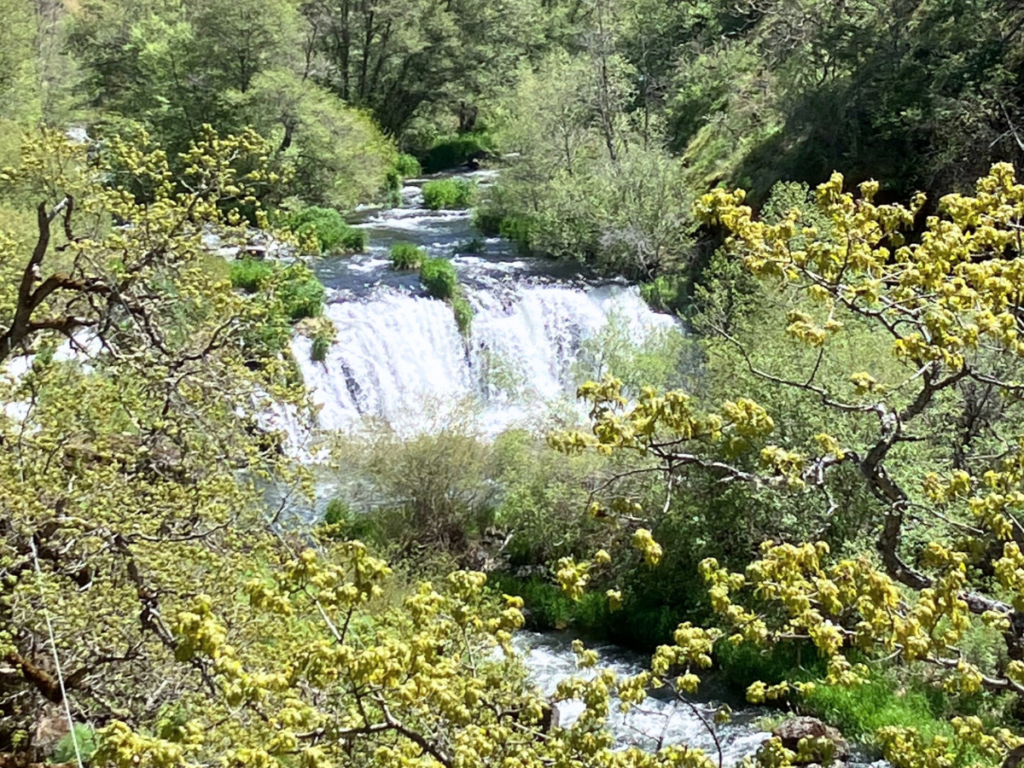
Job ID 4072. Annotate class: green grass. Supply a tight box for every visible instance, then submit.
[422,179,477,210]
[802,677,948,743]
[395,153,422,178]
[419,257,459,300]
[286,206,366,254]
[390,242,426,270]
[451,295,473,336]
[230,258,275,292]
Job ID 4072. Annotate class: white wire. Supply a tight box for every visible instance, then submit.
[29,538,85,768]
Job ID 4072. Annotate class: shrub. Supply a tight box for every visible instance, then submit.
[390,242,425,270]
[451,296,473,336]
[324,498,351,526]
[385,169,403,207]
[52,724,97,764]
[311,331,331,362]
[472,208,503,236]
[639,275,687,315]
[278,264,326,321]
[318,498,379,542]
[230,258,275,292]
[423,132,493,173]
[395,153,421,178]
[419,257,459,300]
[498,215,536,254]
[286,206,366,254]
[422,179,476,210]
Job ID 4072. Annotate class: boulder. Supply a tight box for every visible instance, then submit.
[771,717,849,764]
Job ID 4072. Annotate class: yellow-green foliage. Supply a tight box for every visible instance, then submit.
[552,165,1024,768]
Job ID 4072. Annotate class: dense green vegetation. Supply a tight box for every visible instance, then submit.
[418,257,473,335]
[7,0,1024,765]
[285,207,366,254]
[390,242,426,270]
[422,179,477,210]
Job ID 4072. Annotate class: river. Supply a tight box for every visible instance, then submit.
[277,171,779,763]
[283,171,678,439]
[519,632,770,762]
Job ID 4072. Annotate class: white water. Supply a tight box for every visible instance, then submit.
[519,633,770,762]
[279,174,774,760]
[291,282,676,437]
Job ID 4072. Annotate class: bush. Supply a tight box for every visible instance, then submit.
[390,242,426,270]
[385,169,403,207]
[230,258,275,292]
[422,132,493,173]
[286,206,366,254]
[419,257,459,300]
[472,207,503,237]
[52,724,97,764]
[318,498,379,542]
[278,264,326,321]
[498,215,536,255]
[422,179,476,210]
[395,153,422,178]
[640,275,687,315]
[451,296,473,336]
[231,260,326,321]
[311,332,331,362]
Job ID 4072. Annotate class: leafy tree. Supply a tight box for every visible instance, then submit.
[555,164,1024,765]
[66,0,393,207]
[304,0,547,137]
[0,127,307,750]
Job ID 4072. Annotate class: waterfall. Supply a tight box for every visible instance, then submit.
[289,282,677,438]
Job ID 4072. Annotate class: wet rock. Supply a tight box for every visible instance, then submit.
[770,717,849,763]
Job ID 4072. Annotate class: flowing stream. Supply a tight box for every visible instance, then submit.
[287,172,677,439]
[518,632,770,763]
[288,172,773,761]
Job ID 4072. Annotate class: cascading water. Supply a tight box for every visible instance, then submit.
[518,633,770,761]
[291,282,675,436]
[281,168,680,438]
[280,171,783,762]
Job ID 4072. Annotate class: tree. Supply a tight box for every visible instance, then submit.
[554,164,1024,766]
[304,0,547,136]
[0,127,305,751]
[0,127,735,768]
[66,0,392,206]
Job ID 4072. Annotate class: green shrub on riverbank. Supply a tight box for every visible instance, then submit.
[422,132,493,173]
[277,264,326,320]
[231,259,326,321]
[391,242,426,270]
[423,179,477,210]
[395,153,422,178]
[230,258,275,292]
[640,275,687,315]
[420,257,459,300]
[286,206,366,254]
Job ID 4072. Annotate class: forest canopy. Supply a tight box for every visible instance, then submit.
[6,0,1024,766]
